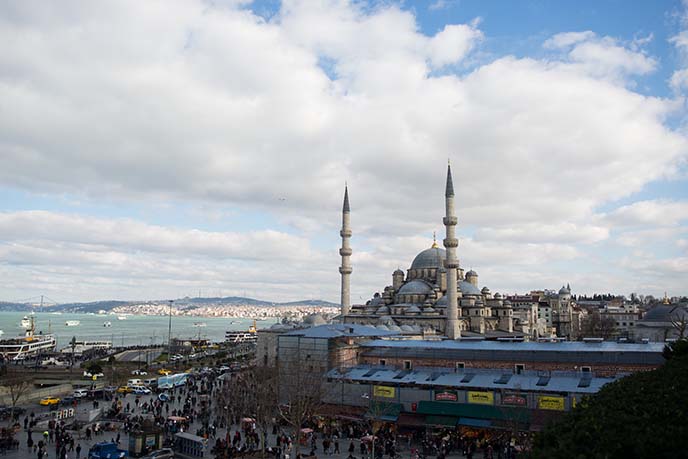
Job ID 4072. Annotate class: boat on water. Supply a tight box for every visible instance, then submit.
[20,313,34,329]
[65,320,81,326]
[60,340,111,356]
[0,330,3,337]
[117,315,127,320]
[0,316,57,361]
[193,322,207,327]
[103,321,112,327]
[224,321,257,344]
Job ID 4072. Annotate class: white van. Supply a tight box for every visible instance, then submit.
[127,378,144,387]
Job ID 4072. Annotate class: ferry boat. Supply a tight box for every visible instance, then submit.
[0,316,57,361]
[224,321,257,344]
[117,315,127,320]
[193,322,207,327]
[103,321,112,327]
[20,314,34,329]
[65,320,81,326]
[60,340,112,356]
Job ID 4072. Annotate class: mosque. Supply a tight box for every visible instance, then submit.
[338,164,523,339]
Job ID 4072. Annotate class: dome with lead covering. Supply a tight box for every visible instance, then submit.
[459,281,481,296]
[410,247,446,270]
[398,280,433,295]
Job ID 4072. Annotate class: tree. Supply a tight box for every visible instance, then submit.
[662,338,688,360]
[216,367,278,458]
[70,336,78,369]
[86,362,103,375]
[578,312,616,339]
[529,353,688,458]
[277,363,327,457]
[1,369,33,425]
[669,306,688,339]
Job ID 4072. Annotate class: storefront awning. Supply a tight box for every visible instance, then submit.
[458,418,492,428]
[425,415,459,427]
[397,413,426,427]
[417,401,531,424]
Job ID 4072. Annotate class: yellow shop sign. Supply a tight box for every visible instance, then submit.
[467,391,494,405]
[373,385,395,398]
[538,396,565,411]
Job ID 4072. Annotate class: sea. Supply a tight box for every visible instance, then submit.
[0,311,275,349]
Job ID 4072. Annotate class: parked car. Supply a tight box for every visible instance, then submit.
[73,389,89,398]
[116,386,134,394]
[39,397,60,406]
[88,441,128,459]
[157,369,171,376]
[133,387,151,395]
[131,369,148,376]
[141,448,174,459]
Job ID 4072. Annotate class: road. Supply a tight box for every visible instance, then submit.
[115,349,163,362]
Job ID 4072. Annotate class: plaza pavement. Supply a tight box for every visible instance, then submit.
[2,395,490,459]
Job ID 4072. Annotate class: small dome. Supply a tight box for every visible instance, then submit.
[558,285,569,295]
[393,268,404,275]
[303,314,327,326]
[410,247,446,270]
[376,324,390,331]
[481,287,490,294]
[388,324,402,332]
[378,315,396,325]
[466,270,478,278]
[398,280,433,295]
[494,293,503,299]
[459,280,481,296]
[375,305,390,315]
[405,305,421,314]
[400,325,415,332]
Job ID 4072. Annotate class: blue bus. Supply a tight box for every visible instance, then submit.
[157,373,188,390]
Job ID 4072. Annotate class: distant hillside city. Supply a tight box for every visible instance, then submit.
[0,296,340,321]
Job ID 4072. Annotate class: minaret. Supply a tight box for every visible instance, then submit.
[339,185,353,317]
[443,163,461,339]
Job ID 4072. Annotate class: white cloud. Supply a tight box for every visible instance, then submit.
[0,1,686,300]
[544,31,596,49]
[545,31,657,82]
[427,24,483,68]
[604,200,688,226]
[0,211,317,262]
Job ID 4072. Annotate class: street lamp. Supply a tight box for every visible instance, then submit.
[167,300,173,363]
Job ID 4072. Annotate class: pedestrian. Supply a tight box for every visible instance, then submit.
[334,437,340,454]
[349,441,355,454]
[76,444,82,459]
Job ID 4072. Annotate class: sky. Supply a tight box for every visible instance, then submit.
[1,0,688,304]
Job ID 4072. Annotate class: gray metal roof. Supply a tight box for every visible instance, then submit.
[361,339,665,365]
[283,324,400,339]
[398,280,433,295]
[328,366,617,394]
[410,247,446,270]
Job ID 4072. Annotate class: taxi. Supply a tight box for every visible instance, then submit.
[158,368,171,376]
[116,386,134,394]
[39,397,60,406]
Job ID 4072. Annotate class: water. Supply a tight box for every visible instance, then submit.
[0,311,275,349]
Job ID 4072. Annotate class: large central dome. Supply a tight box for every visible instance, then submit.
[410,246,446,270]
